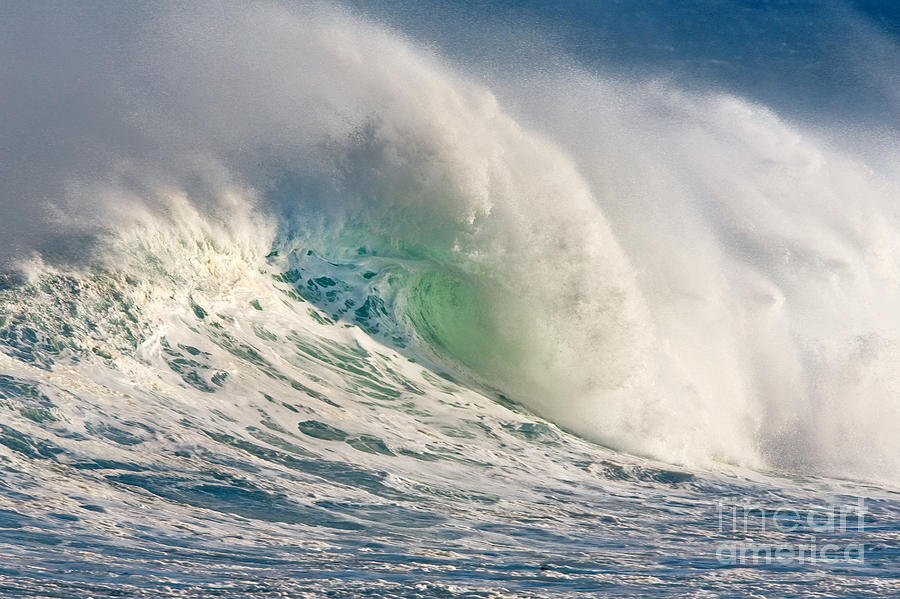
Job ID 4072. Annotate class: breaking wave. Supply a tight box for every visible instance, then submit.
[2,0,900,490]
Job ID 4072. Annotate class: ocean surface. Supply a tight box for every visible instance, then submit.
[1,1,899,597]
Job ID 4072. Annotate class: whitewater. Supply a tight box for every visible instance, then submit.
[0,1,898,596]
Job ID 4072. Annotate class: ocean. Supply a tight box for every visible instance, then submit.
[0,1,898,596]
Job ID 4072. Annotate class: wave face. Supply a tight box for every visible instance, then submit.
[1,1,900,596]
